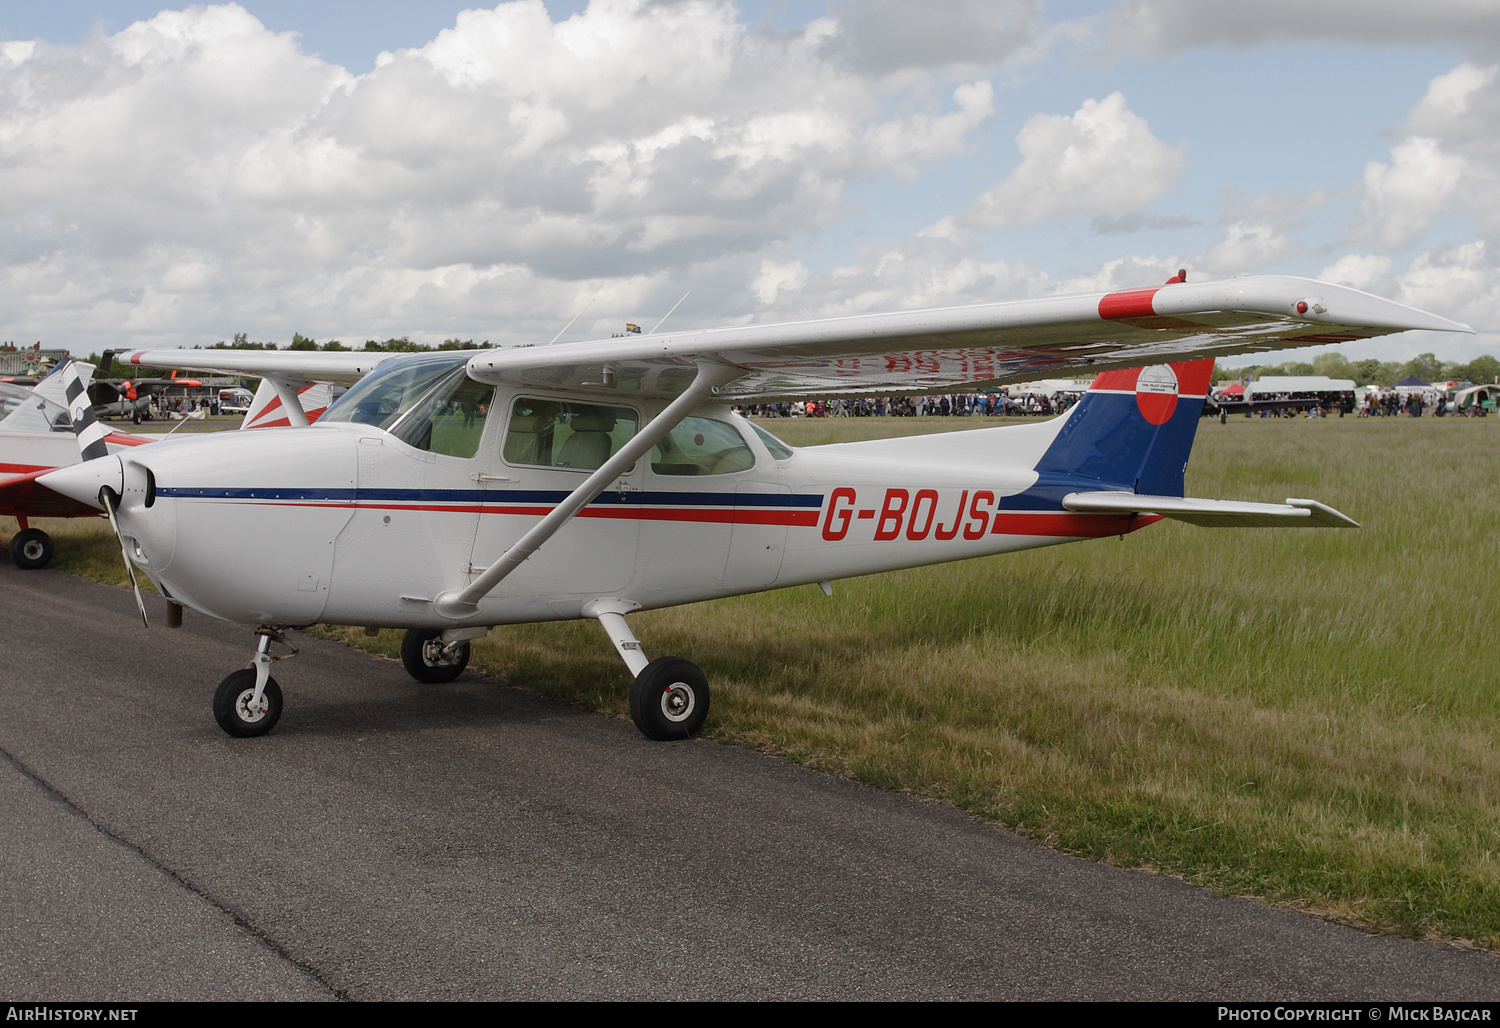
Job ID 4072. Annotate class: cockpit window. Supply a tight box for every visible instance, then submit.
[651,417,755,476]
[319,353,493,458]
[748,421,794,460]
[0,382,72,434]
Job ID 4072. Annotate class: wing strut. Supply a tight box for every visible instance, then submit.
[432,360,745,618]
[266,376,311,427]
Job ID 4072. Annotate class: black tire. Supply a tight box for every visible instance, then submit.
[9,528,53,570]
[401,628,470,683]
[629,657,710,741]
[213,668,283,738]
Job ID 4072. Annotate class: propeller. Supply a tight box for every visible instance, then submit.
[58,357,148,628]
[100,486,149,628]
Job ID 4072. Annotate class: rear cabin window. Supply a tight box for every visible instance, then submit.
[651,417,755,476]
[503,398,639,471]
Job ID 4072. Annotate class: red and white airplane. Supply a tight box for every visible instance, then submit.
[36,275,1468,740]
[0,361,150,568]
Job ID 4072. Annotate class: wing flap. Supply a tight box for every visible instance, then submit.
[1062,491,1359,528]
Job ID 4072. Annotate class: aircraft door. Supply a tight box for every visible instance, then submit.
[725,481,790,589]
[467,395,642,599]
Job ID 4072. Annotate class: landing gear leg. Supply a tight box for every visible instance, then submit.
[212,628,295,737]
[584,600,710,741]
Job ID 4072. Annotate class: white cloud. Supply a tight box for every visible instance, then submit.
[1107,0,1500,56]
[821,0,1046,73]
[0,1,1002,349]
[1317,253,1393,291]
[1201,220,1294,273]
[1351,137,1466,252]
[962,92,1186,229]
[1397,241,1500,331]
[752,259,809,305]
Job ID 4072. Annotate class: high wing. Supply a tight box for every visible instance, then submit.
[108,275,1466,404]
[107,349,399,428]
[460,275,1468,399]
[110,349,397,384]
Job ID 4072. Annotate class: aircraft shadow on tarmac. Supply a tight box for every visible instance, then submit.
[230,652,609,741]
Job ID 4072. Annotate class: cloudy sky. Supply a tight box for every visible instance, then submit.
[1,0,1496,364]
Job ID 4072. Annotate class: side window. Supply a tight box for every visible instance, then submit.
[503,398,639,471]
[651,417,756,476]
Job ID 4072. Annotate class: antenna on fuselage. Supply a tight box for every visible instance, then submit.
[547,293,599,345]
[648,292,690,335]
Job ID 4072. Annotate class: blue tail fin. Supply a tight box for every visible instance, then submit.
[1033,358,1213,496]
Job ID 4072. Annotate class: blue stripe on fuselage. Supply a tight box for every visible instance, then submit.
[155,486,825,507]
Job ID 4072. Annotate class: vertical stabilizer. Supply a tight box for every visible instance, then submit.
[1033,358,1213,496]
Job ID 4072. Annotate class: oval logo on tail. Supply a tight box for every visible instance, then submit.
[1135,364,1178,425]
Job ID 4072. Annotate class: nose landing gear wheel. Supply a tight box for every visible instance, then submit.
[9,528,53,570]
[629,656,710,741]
[401,628,471,683]
[213,669,283,737]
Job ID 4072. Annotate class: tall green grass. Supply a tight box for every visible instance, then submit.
[15,413,1499,942]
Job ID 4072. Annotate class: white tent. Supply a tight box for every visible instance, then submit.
[1247,376,1355,396]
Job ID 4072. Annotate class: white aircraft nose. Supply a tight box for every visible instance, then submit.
[40,455,124,510]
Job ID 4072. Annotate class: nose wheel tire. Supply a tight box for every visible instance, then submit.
[401,628,471,683]
[213,669,283,738]
[629,657,710,741]
[9,528,53,570]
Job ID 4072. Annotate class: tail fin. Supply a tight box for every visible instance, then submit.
[241,379,333,429]
[1034,358,1213,496]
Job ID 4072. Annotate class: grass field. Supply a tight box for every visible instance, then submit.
[10,412,1499,944]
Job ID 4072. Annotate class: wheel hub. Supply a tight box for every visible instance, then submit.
[660,682,695,723]
[234,689,269,723]
[21,540,44,561]
[422,639,461,667]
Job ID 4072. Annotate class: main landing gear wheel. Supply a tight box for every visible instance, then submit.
[401,628,470,683]
[9,528,53,570]
[629,657,710,741]
[213,668,283,738]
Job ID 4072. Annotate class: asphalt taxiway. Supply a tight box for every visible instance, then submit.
[3,564,1498,1000]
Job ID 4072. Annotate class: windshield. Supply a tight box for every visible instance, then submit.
[747,420,794,460]
[0,382,72,434]
[319,352,494,457]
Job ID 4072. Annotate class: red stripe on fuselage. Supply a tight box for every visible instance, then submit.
[197,496,1149,537]
[991,511,1159,537]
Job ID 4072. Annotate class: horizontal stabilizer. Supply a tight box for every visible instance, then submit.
[1061,491,1358,528]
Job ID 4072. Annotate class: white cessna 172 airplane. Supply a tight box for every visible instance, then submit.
[34,275,1467,741]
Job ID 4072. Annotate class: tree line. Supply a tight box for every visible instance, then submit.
[1217,352,1499,388]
